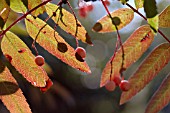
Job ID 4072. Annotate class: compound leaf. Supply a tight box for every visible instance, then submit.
[135,0,144,9]
[28,0,45,16]
[25,15,91,73]
[100,25,154,87]
[145,73,170,113]
[159,5,170,28]
[45,3,92,45]
[1,31,49,87]
[120,43,170,105]
[92,8,134,33]
[0,66,32,113]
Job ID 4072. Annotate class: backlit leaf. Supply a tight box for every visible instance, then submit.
[147,15,159,33]
[120,43,170,105]
[0,65,31,113]
[45,3,92,45]
[9,0,27,13]
[92,8,134,33]
[1,31,49,87]
[25,15,91,73]
[28,0,45,16]
[144,0,158,18]
[159,5,170,28]
[135,0,144,9]
[0,0,10,30]
[100,25,154,87]
[145,73,170,113]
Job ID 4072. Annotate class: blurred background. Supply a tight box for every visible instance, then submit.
[0,0,170,113]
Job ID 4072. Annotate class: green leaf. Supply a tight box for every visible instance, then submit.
[25,15,91,73]
[120,43,170,105]
[135,0,144,9]
[1,31,49,87]
[45,3,92,45]
[144,0,158,18]
[148,15,159,33]
[0,0,10,30]
[92,8,134,33]
[28,0,45,16]
[145,73,170,113]
[9,0,27,13]
[159,5,170,28]
[0,65,32,113]
[100,25,154,87]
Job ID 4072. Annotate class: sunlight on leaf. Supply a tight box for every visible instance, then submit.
[1,31,49,87]
[147,15,159,33]
[9,0,27,13]
[0,67,32,113]
[135,0,144,9]
[45,3,92,45]
[28,0,45,16]
[92,8,134,33]
[145,72,170,113]
[100,25,154,87]
[0,0,10,30]
[25,15,91,73]
[159,5,170,28]
[120,43,170,105]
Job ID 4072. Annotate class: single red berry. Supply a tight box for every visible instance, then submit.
[79,7,88,18]
[75,47,86,59]
[103,0,110,6]
[87,4,94,11]
[40,79,53,93]
[119,80,130,91]
[113,76,121,86]
[105,81,116,91]
[35,55,45,66]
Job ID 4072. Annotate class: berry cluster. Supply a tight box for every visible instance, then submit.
[105,76,130,92]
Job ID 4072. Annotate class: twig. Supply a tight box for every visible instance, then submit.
[126,3,170,43]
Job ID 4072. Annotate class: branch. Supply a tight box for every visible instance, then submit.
[126,3,170,43]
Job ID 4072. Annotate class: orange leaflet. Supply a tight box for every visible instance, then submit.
[159,5,170,28]
[100,25,154,87]
[1,31,49,87]
[120,43,170,105]
[25,15,91,73]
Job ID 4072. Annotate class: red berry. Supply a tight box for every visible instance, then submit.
[103,0,110,6]
[75,47,86,59]
[113,76,121,86]
[119,80,130,91]
[87,4,94,11]
[79,7,87,18]
[35,55,45,66]
[105,81,116,91]
[40,79,53,93]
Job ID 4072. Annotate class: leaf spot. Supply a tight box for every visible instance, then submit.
[4,54,12,63]
[57,42,68,53]
[18,49,26,53]
[75,52,84,62]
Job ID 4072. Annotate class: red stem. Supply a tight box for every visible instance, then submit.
[126,3,170,43]
[0,0,52,39]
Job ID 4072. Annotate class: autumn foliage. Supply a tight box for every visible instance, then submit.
[0,0,170,113]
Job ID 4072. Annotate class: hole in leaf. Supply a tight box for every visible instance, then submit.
[93,22,102,32]
[112,17,121,26]
[57,42,68,53]
[85,33,93,45]
[40,79,53,93]
[4,54,12,63]
[53,12,56,17]
[75,52,84,62]
[18,49,26,53]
